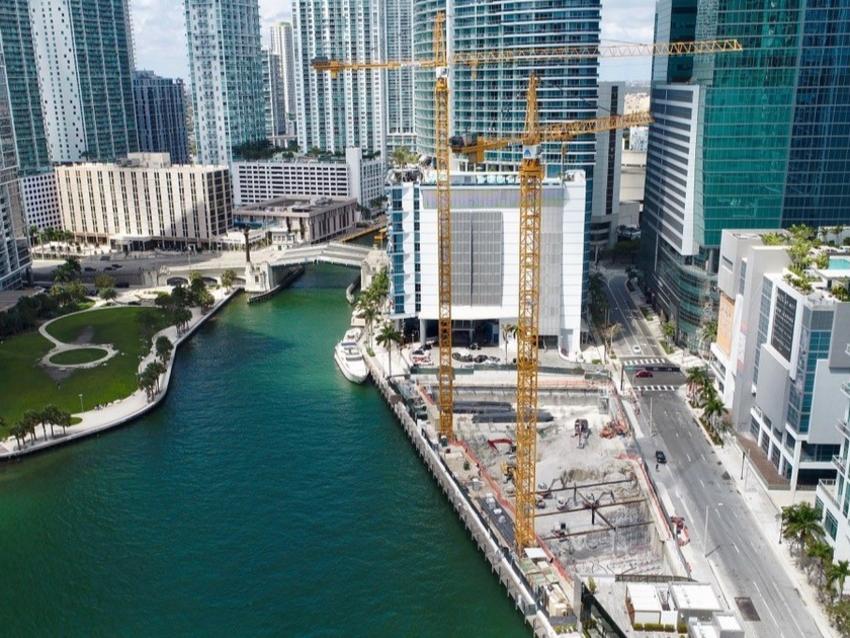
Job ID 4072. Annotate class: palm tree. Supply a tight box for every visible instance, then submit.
[11,421,28,449]
[783,503,825,555]
[807,539,834,587]
[155,336,173,363]
[685,367,708,401]
[22,409,44,442]
[501,323,517,362]
[702,395,726,432]
[828,560,850,601]
[376,322,403,378]
[361,305,379,349]
[42,404,62,438]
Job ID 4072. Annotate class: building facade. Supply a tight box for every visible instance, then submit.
[133,71,190,165]
[234,195,358,245]
[0,0,50,176]
[55,153,232,250]
[0,51,30,290]
[20,171,60,230]
[185,0,266,165]
[293,0,385,156]
[233,148,383,209]
[269,22,296,132]
[711,230,850,492]
[816,390,850,563]
[384,0,416,154]
[413,0,600,175]
[388,171,587,357]
[589,82,624,250]
[641,0,850,348]
[263,50,287,139]
[29,0,138,163]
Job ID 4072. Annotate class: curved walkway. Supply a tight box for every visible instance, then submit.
[38,305,118,369]
[0,288,241,459]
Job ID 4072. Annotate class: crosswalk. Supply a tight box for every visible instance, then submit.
[622,357,670,367]
[634,384,679,393]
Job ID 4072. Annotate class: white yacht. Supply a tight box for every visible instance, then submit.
[334,329,369,384]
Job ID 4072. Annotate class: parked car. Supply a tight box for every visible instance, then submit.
[632,345,642,354]
[635,369,654,378]
[556,497,568,511]
[655,450,667,464]
[469,342,480,350]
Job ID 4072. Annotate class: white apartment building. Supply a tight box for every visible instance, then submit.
[55,153,232,250]
[816,389,850,564]
[233,148,383,209]
[711,230,850,492]
[269,23,296,128]
[20,171,60,230]
[388,171,587,358]
[293,0,385,156]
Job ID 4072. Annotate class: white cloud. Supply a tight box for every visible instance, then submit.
[131,0,653,83]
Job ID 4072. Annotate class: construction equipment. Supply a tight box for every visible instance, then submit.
[313,13,456,440]
[312,39,743,76]
[313,31,743,552]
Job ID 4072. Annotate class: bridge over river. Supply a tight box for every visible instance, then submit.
[158,241,381,294]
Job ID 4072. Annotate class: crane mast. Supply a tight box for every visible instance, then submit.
[432,13,454,439]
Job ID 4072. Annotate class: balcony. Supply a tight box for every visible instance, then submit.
[842,380,850,399]
[818,478,839,509]
[834,454,848,475]
[838,418,850,441]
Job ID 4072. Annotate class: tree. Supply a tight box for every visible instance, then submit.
[501,323,517,362]
[391,146,418,167]
[198,289,215,312]
[782,503,825,555]
[94,273,115,291]
[376,322,403,378]
[66,281,88,303]
[54,257,82,283]
[155,336,173,363]
[600,322,621,362]
[685,367,710,402]
[42,404,63,438]
[806,539,834,587]
[221,269,236,291]
[361,305,379,349]
[173,307,193,334]
[145,361,167,392]
[11,421,30,448]
[137,369,157,401]
[702,394,725,431]
[661,321,676,347]
[827,560,850,601]
[99,287,117,301]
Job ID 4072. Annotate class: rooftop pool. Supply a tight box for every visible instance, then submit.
[829,256,850,270]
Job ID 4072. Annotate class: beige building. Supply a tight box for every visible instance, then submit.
[234,195,358,245]
[56,153,232,250]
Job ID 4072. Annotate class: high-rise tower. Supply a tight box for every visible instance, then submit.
[29,0,138,163]
[293,0,385,155]
[185,0,266,165]
[641,0,850,347]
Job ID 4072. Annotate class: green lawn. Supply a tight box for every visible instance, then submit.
[0,307,172,434]
[49,347,110,365]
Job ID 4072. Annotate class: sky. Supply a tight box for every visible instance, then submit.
[131,0,654,85]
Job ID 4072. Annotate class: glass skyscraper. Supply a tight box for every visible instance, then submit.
[641,0,850,348]
[29,0,138,163]
[0,49,30,290]
[0,1,50,176]
[185,0,266,165]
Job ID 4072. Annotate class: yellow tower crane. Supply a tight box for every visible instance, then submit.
[313,33,742,465]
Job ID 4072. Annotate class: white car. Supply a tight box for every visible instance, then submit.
[632,345,642,354]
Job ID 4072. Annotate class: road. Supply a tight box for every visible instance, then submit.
[601,268,824,638]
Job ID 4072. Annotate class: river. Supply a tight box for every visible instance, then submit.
[0,265,526,637]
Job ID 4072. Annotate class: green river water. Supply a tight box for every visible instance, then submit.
[0,265,527,637]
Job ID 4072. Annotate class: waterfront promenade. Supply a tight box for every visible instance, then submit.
[0,287,240,459]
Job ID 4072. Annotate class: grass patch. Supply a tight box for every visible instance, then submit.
[49,347,109,365]
[0,307,172,435]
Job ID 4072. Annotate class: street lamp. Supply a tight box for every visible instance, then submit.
[78,393,84,413]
